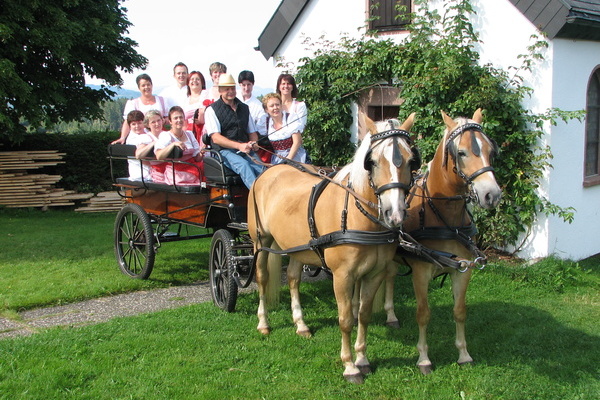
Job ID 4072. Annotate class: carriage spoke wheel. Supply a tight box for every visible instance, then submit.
[114,203,155,279]
[232,237,255,289]
[209,229,238,312]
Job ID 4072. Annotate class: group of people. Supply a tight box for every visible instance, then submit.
[114,62,308,189]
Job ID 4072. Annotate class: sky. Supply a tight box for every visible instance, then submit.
[92,0,283,94]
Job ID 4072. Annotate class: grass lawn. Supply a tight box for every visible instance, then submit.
[0,208,210,312]
[0,209,598,399]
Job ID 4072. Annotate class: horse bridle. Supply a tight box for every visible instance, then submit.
[444,122,497,188]
[364,126,420,196]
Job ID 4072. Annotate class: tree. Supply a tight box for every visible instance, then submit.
[0,0,147,139]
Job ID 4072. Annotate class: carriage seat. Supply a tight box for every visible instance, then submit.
[114,177,205,194]
[201,134,244,186]
[108,144,205,194]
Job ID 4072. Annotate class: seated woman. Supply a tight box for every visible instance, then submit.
[155,106,203,185]
[262,92,307,165]
[124,110,153,181]
[139,110,166,183]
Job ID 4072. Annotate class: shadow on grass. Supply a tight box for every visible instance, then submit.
[235,277,599,387]
[148,250,210,283]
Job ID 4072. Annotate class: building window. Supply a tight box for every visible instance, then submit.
[368,0,412,32]
[368,105,400,122]
[584,68,600,187]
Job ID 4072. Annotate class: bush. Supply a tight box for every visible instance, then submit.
[291,0,580,250]
[0,130,123,193]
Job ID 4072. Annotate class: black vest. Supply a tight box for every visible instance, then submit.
[210,98,251,143]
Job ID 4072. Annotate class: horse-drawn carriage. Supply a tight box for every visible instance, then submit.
[108,142,255,312]
[108,110,501,383]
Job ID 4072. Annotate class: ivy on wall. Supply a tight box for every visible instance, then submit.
[290,0,580,250]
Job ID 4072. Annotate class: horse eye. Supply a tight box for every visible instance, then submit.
[458,150,467,157]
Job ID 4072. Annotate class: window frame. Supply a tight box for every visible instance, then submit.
[584,67,600,187]
[368,0,412,33]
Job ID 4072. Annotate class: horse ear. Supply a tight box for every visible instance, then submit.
[362,114,378,137]
[400,112,416,131]
[441,110,456,130]
[357,112,371,140]
[472,108,483,124]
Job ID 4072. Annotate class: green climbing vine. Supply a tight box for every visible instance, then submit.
[284,0,581,250]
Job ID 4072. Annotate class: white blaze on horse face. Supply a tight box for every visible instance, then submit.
[473,136,502,208]
[469,134,502,209]
[378,142,407,228]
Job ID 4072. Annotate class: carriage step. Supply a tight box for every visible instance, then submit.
[227,222,248,231]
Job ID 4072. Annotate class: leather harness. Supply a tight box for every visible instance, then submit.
[254,128,414,269]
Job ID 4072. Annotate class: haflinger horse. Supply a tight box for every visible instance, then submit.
[248,114,420,383]
[387,109,502,375]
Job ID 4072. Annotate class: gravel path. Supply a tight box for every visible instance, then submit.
[0,282,251,340]
[0,271,328,340]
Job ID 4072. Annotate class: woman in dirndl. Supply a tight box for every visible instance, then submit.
[154,106,204,185]
[262,92,307,165]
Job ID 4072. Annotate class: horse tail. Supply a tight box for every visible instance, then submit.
[265,243,282,309]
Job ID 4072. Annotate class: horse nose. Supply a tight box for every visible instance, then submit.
[385,207,406,227]
[483,189,502,208]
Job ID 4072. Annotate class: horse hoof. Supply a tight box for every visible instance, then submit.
[296,329,312,338]
[386,320,401,329]
[257,327,271,335]
[344,373,364,384]
[357,365,372,376]
[418,364,434,375]
[458,360,474,367]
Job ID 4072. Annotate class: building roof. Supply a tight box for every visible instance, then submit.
[509,0,600,40]
[256,0,311,60]
[255,1,600,60]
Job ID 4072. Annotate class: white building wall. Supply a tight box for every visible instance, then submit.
[274,0,367,71]
[546,39,600,259]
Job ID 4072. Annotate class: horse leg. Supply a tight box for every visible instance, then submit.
[287,257,311,337]
[255,243,274,335]
[383,262,400,328]
[352,281,360,325]
[413,263,434,374]
[354,270,386,376]
[450,269,474,366]
[333,272,364,384]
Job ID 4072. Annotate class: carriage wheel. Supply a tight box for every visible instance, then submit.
[114,203,156,279]
[209,229,238,312]
[232,236,255,289]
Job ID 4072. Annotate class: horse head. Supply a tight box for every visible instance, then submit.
[441,109,502,209]
[355,113,420,229]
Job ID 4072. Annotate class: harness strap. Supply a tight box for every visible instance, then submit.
[461,165,495,184]
[307,178,332,267]
[258,229,398,257]
[374,182,412,195]
[411,177,487,266]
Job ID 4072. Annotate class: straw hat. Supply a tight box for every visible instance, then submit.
[218,73,236,87]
